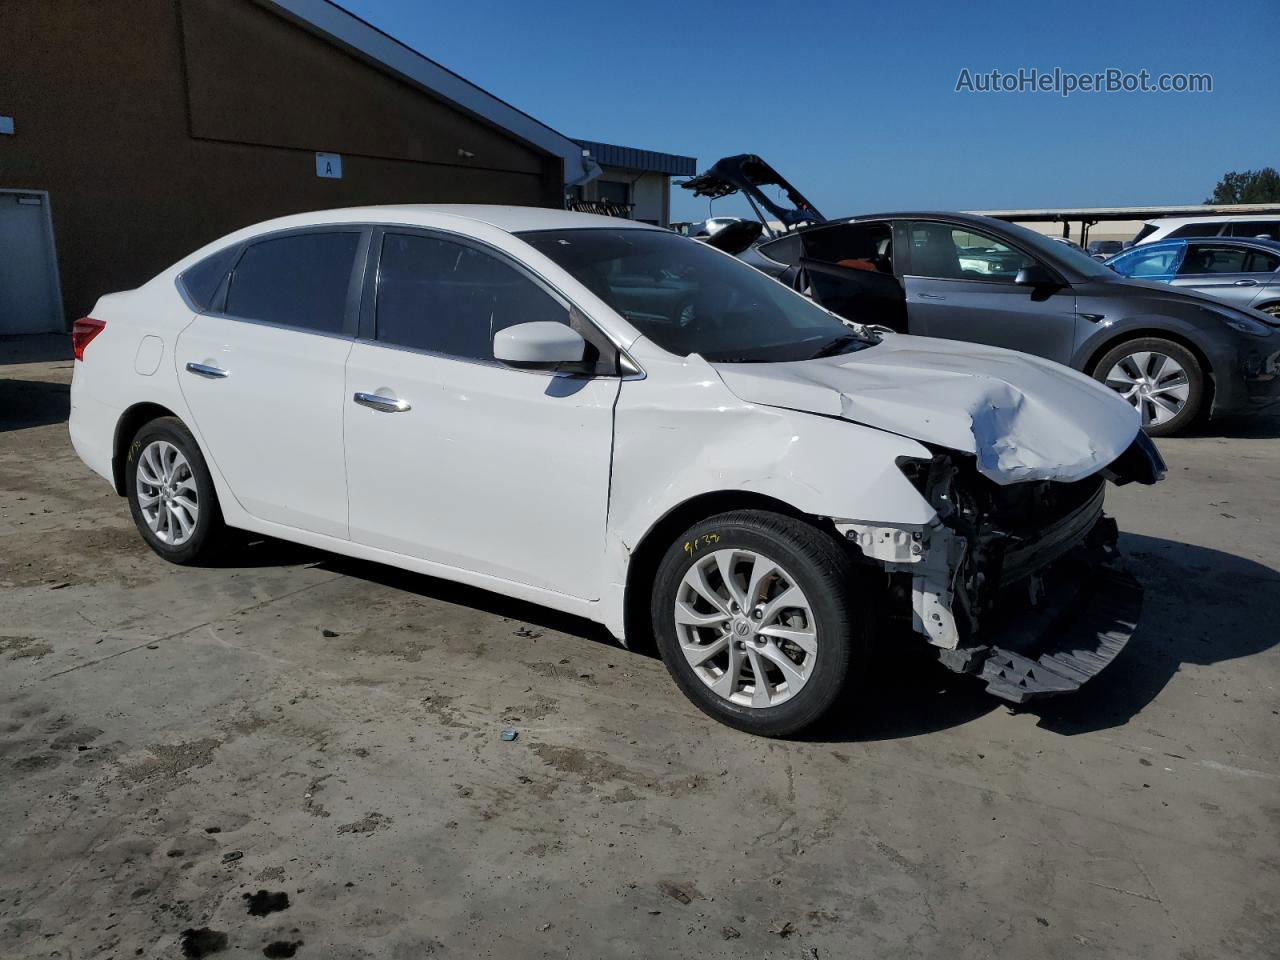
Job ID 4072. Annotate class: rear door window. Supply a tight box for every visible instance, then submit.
[1243,248,1280,273]
[224,232,360,334]
[1229,221,1280,241]
[1179,244,1248,275]
[1167,222,1225,239]
[179,245,240,311]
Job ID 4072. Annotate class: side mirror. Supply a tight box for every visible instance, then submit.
[1014,264,1057,287]
[493,321,586,370]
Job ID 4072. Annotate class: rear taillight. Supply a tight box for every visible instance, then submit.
[71,317,106,360]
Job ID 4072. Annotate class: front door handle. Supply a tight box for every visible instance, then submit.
[918,293,946,301]
[1233,279,1258,286]
[353,391,411,413]
[186,362,229,379]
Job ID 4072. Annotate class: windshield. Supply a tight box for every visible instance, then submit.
[519,228,876,362]
[998,221,1115,279]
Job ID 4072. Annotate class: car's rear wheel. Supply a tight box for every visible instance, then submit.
[651,510,865,737]
[1091,337,1205,437]
[125,417,227,564]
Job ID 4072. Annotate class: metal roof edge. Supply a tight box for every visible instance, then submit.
[971,203,1280,222]
[574,139,697,177]
[263,0,593,185]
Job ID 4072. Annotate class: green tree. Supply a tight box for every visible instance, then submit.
[1205,167,1280,204]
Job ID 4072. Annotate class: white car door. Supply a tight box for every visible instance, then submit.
[343,229,620,600]
[176,228,365,539]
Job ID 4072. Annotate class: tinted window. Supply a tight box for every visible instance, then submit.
[804,221,894,274]
[1179,244,1248,275]
[908,223,1033,281]
[1244,249,1280,273]
[1167,222,1224,239]
[179,245,240,311]
[1229,220,1280,241]
[521,228,876,363]
[1112,245,1183,278]
[224,232,359,333]
[1130,224,1159,244]
[756,232,802,266]
[999,220,1114,278]
[375,233,573,363]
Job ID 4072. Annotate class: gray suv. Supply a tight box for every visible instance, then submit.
[684,155,1280,436]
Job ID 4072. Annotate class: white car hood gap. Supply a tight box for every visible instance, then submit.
[712,335,1140,485]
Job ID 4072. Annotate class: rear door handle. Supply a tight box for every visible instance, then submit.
[353,392,411,413]
[186,362,229,379]
[1233,279,1258,286]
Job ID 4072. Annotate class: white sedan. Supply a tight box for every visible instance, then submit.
[69,206,1164,735]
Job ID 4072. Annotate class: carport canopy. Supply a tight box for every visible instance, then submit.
[971,202,1280,247]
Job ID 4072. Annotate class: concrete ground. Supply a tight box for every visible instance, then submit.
[2,338,1277,960]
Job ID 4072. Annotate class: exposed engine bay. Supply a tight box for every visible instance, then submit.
[836,431,1165,702]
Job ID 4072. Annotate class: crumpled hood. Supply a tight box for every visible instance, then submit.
[712,334,1141,485]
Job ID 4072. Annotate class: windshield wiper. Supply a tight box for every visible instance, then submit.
[809,333,865,359]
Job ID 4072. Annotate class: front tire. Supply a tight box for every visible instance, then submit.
[1091,337,1205,437]
[125,417,227,564]
[651,510,865,737]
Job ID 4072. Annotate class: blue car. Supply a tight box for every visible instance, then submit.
[1105,237,1280,318]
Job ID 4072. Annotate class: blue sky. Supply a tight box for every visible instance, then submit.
[339,0,1280,221]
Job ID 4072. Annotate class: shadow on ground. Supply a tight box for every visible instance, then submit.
[1025,533,1280,736]
[317,552,621,650]
[214,528,1279,745]
[0,379,70,432]
[0,334,71,366]
[1179,407,1280,440]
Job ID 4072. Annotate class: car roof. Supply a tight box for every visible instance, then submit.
[817,211,1018,231]
[1143,214,1280,226]
[1130,236,1280,253]
[233,204,666,237]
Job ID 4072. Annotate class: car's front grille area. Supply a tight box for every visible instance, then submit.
[920,456,1109,640]
[996,481,1105,586]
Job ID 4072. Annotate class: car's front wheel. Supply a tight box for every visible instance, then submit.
[651,510,865,737]
[125,416,228,564]
[1092,337,1205,437]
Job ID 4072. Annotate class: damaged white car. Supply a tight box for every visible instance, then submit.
[69,206,1165,736]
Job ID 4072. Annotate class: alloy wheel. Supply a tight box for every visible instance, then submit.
[674,549,818,708]
[1103,351,1190,427]
[136,440,199,546]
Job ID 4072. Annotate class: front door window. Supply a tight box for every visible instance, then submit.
[909,223,1034,281]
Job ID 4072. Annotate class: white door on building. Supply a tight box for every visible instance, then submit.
[0,191,63,335]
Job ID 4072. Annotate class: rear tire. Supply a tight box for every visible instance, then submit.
[1091,337,1205,437]
[125,417,228,564]
[651,510,866,737]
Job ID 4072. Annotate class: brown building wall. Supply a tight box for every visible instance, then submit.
[0,0,564,322]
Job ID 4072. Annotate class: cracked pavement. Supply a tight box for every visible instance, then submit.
[2,340,1278,958]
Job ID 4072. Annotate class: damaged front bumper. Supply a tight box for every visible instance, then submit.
[940,517,1141,703]
[836,432,1161,703]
